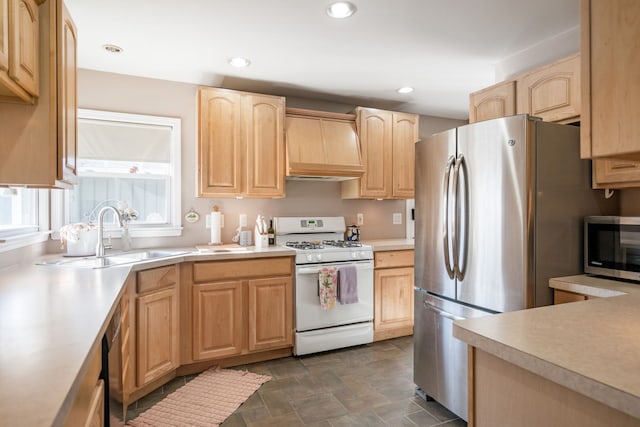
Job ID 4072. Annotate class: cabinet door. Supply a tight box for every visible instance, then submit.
[85,380,105,427]
[8,0,38,97]
[553,289,588,304]
[358,108,393,198]
[198,88,243,196]
[57,2,77,185]
[374,267,414,340]
[244,94,285,197]
[469,80,516,123]
[516,54,580,124]
[581,0,640,158]
[136,287,179,386]
[192,281,243,360]
[593,158,640,189]
[1,0,8,71]
[247,276,292,352]
[392,112,419,198]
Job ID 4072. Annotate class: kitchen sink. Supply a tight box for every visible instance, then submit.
[37,249,188,269]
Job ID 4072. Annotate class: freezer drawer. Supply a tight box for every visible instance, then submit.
[413,292,492,422]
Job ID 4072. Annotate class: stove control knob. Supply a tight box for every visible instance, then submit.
[359,251,366,258]
[306,254,314,262]
[351,251,358,259]
[316,254,322,262]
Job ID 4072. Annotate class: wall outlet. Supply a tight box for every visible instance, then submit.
[393,213,402,225]
[239,213,247,227]
[356,213,364,226]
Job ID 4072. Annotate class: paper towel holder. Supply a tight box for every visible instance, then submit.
[208,205,223,246]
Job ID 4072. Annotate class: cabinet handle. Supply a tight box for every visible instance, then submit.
[610,162,638,170]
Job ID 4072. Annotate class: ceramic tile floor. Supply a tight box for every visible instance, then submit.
[116,336,467,427]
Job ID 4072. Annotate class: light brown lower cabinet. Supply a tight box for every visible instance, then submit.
[136,286,179,386]
[190,258,293,361]
[373,250,414,341]
[553,289,596,304]
[467,347,638,427]
[192,280,243,360]
[248,277,293,352]
[110,257,294,413]
[64,345,104,426]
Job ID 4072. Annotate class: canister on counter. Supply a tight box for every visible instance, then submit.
[346,224,360,241]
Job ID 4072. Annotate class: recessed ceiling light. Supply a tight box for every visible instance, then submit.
[228,57,251,68]
[102,44,123,54]
[326,2,357,19]
[397,86,414,94]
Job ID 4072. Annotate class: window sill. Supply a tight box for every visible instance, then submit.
[0,231,51,253]
[52,226,183,240]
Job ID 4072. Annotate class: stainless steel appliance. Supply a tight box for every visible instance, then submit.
[585,216,640,282]
[273,216,374,356]
[413,115,616,421]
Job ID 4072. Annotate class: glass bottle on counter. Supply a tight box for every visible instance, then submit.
[268,219,275,245]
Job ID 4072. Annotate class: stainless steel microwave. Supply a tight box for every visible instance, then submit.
[585,216,640,281]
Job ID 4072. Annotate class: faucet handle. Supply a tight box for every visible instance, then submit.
[104,233,113,250]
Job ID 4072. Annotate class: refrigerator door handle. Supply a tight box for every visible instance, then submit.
[453,154,467,281]
[423,300,465,321]
[443,156,456,279]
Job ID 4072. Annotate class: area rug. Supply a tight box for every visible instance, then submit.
[127,367,271,427]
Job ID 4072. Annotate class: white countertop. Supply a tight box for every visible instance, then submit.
[0,247,295,427]
[453,275,640,420]
[361,239,415,251]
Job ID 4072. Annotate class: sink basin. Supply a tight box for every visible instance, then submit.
[38,249,188,269]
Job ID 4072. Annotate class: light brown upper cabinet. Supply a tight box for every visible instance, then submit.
[469,80,516,123]
[285,108,365,178]
[198,87,285,198]
[0,0,38,102]
[516,53,580,124]
[342,107,419,199]
[0,0,77,187]
[581,0,640,160]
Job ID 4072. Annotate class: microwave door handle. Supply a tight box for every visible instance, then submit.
[443,156,456,279]
[453,154,467,281]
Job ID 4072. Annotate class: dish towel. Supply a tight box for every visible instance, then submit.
[319,267,338,310]
[338,265,358,304]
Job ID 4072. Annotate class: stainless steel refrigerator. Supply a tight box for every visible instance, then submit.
[413,115,616,421]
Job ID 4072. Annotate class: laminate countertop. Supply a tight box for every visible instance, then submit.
[0,246,295,427]
[453,275,640,420]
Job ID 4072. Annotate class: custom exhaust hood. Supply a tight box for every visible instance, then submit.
[285,108,365,180]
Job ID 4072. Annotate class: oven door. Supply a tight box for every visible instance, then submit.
[295,260,374,332]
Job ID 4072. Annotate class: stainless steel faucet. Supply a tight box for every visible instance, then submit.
[96,206,123,257]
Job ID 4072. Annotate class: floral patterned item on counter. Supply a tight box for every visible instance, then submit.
[59,223,96,249]
[319,267,338,310]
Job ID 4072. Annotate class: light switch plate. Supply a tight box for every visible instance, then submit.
[356,213,364,226]
[393,213,402,225]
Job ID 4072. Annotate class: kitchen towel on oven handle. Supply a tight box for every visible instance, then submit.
[318,267,337,310]
[338,265,358,304]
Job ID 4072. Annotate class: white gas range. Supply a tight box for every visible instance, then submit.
[273,217,374,356]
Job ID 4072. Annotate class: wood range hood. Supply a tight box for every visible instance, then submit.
[285,108,365,180]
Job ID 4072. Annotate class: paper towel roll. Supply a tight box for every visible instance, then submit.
[210,211,222,244]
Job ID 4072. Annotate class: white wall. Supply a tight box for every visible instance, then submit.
[43,69,466,252]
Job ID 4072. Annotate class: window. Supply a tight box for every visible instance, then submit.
[0,188,49,251]
[65,109,182,237]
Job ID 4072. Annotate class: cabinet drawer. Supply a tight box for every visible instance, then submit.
[374,250,414,269]
[193,257,292,283]
[137,265,178,294]
[553,289,590,304]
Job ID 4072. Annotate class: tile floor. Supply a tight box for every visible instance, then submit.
[117,336,467,427]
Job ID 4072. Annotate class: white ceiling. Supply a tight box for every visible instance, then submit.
[64,0,580,120]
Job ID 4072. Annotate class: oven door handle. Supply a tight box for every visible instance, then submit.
[297,261,373,275]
